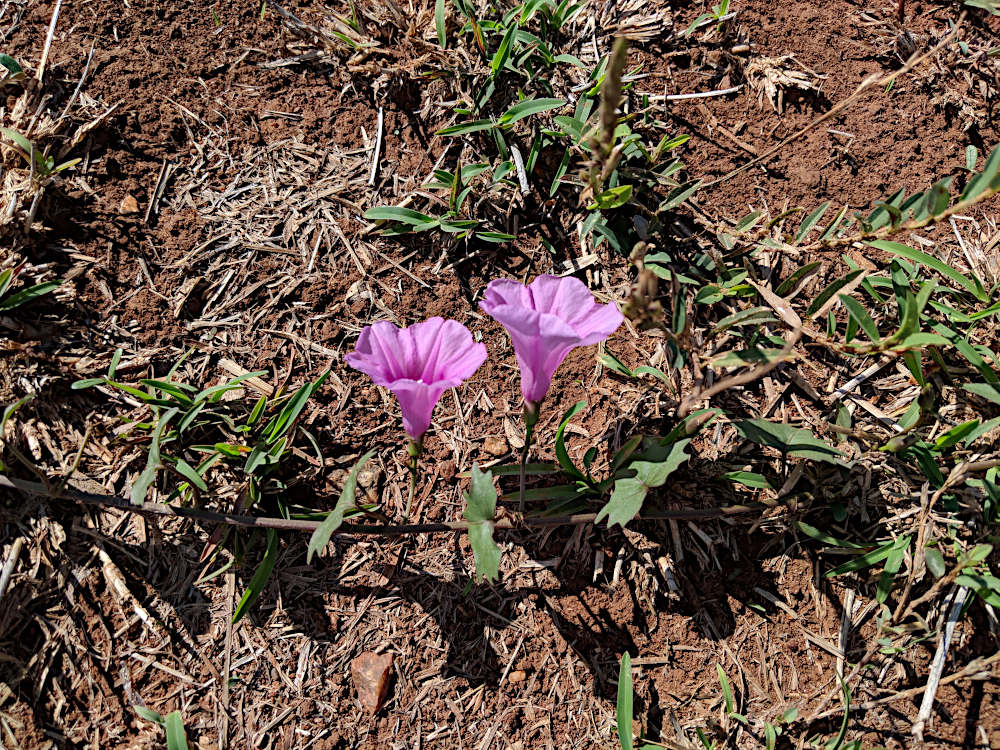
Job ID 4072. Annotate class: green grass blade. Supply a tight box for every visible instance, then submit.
[164,711,189,750]
[0,279,62,312]
[233,528,279,623]
[868,240,986,301]
[435,0,447,48]
[499,97,565,125]
[363,206,437,225]
[617,652,633,750]
[555,401,587,479]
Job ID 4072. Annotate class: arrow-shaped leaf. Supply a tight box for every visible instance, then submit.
[463,464,500,582]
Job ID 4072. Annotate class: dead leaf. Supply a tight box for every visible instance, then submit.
[351,651,393,713]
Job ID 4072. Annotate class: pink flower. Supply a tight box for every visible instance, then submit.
[345,317,487,441]
[480,275,623,405]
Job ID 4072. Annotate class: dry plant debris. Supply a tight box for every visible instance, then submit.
[0,0,999,749]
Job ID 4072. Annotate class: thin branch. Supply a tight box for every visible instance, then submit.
[0,475,789,537]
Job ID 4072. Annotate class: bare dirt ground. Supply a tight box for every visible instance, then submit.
[1,0,999,748]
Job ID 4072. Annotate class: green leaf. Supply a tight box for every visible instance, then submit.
[195,371,269,403]
[794,201,830,243]
[263,370,328,447]
[659,180,701,211]
[476,231,517,243]
[826,540,895,577]
[470,462,557,477]
[797,521,867,550]
[134,706,164,725]
[724,471,773,489]
[233,528,279,623]
[711,306,776,336]
[597,440,691,527]
[174,459,208,491]
[306,449,375,563]
[0,126,33,158]
[632,439,691,487]
[934,419,980,451]
[0,54,23,76]
[839,295,880,342]
[925,547,946,578]
[924,177,952,217]
[71,377,105,390]
[961,142,1000,202]
[711,346,789,369]
[131,408,177,505]
[600,352,634,377]
[490,25,515,78]
[164,711,189,750]
[0,279,62,311]
[364,206,437,226]
[463,464,500,582]
[435,0,447,47]
[876,535,911,603]
[555,401,587,479]
[617,652,633,750]
[964,382,1000,405]
[499,97,565,125]
[934,324,1000,384]
[825,679,851,750]
[966,144,978,171]
[717,664,735,714]
[735,419,842,464]
[868,240,986,301]
[774,261,821,296]
[588,184,632,210]
[598,478,646,529]
[806,270,865,317]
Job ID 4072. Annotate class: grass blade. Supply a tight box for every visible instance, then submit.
[868,240,986,301]
[617,652,633,750]
[233,528,279,623]
[499,97,565,125]
[164,711,189,750]
[435,0,447,48]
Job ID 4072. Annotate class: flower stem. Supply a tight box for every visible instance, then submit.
[519,402,540,512]
[403,438,422,522]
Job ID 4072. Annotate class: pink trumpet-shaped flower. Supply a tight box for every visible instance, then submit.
[345,317,487,441]
[480,275,624,405]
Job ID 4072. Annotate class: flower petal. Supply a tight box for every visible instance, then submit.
[389,379,448,439]
[346,317,487,440]
[481,302,581,403]
[481,275,624,403]
[433,319,488,382]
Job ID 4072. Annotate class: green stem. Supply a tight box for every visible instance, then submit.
[519,401,540,512]
[403,438,422,522]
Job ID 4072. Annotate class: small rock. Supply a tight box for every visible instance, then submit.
[482,435,509,457]
[508,669,527,683]
[351,651,393,713]
[118,194,139,214]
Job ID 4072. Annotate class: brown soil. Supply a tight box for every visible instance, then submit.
[1,0,998,748]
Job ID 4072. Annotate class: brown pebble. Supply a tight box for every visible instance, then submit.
[351,651,393,713]
[118,194,139,214]
[482,435,509,457]
[508,669,527,683]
